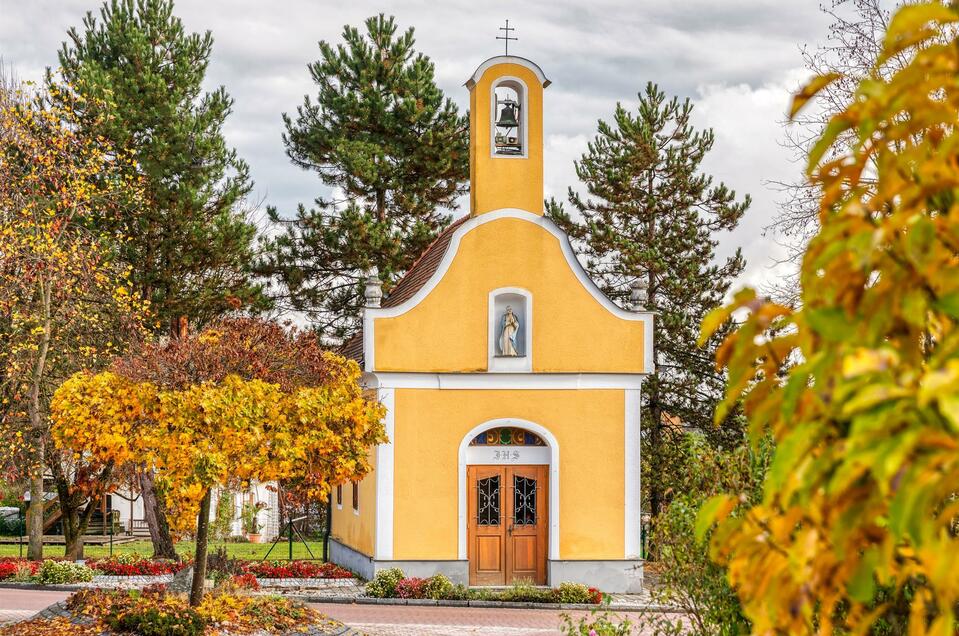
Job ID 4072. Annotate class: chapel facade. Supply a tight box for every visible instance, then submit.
[330,55,654,592]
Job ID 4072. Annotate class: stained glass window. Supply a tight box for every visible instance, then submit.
[513,476,537,525]
[469,427,546,446]
[477,476,500,526]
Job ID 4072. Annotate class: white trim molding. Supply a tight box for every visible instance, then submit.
[488,287,532,372]
[367,373,644,390]
[465,445,550,465]
[465,55,551,89]
[457,418,560,561]
[374,387,395,560]
[362,209,655,374]
[624,388,643,559]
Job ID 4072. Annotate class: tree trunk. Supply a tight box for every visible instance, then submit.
[54,468,106,561]
[648,389,663,519]
[27,470,43,560]
[189,489,213,607]
[140,470,178,560]
[26,278,53,561]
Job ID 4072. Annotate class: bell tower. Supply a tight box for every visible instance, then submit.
[466,55,550,216]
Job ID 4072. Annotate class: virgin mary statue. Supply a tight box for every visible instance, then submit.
[499,306,520,356]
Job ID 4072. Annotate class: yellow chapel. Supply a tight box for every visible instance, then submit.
[331,55,654,593]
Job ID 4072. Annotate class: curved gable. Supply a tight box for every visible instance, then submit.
[363,210,653,374]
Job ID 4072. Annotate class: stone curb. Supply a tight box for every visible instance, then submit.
[0,578,361,592]
[0,582,84,592]
[297,595,677,613]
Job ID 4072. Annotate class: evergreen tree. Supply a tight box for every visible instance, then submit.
[54,0,266,559]
[261,14,468,339]
[55,0,266,332]
[548,82,749,518]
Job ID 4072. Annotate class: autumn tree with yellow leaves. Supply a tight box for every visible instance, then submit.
[52,318,386,606]
[0,79,147,560]
[698,3,959,633]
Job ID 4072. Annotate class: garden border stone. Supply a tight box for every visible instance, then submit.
[297,594,676,613]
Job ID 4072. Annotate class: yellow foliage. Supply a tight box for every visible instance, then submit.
[51,352,386,536]
[700,3,959,634]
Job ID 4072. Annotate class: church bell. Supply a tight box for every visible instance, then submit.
[496,101,519,129]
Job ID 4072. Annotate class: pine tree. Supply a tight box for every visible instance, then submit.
[54,0,266,559]
[548,82,749,518]
[55,0,267,332]
[260,14,468,339]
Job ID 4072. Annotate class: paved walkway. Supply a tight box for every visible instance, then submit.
[309,601,683,636]
[0,588,681,635]
[0,589,69,625]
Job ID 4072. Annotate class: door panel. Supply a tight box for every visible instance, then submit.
[505,466,547,584]
[476,536,502,573]
[468,464,547,586]
[468,466,506,585]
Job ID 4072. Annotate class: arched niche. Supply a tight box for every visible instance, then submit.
[488,287,532,372]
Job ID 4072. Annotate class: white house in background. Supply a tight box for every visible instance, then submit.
[109,482,280,543]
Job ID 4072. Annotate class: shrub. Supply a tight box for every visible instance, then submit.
[561,608,636,636]
[395,576,427,599]
[107,601,206,636]
[422,573,454,600]
[443,583,473,601]
[498,581,558,603]
[66,588,320,635]
[557,581,600,604]
[365,567,405,598]
[35,559,94,584]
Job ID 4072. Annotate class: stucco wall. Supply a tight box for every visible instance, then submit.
[391,388,626,561]
[371,217,648,374]
[330,448,377,557]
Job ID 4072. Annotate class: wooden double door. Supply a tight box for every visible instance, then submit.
[467,465,547,585]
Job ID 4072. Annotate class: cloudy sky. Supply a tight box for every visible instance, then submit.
[1,0,849,291]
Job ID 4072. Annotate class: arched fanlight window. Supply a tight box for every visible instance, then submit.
[469,427,546,446]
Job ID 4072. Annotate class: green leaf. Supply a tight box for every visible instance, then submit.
[790,73,841,119]
[806,307,855,343]
[848,547,879,603]
[695,494,735,542]
[933,292,959,320]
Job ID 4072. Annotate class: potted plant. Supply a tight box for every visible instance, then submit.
[241,502,267,543]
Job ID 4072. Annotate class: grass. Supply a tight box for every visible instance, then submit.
[0,539,327,561]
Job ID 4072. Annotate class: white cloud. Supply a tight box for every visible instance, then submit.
[0,0,836,293]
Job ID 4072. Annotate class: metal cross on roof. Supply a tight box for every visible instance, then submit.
[496,19,517,56]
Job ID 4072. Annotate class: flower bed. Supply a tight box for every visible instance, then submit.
[0,558,93,584]
[365,567,603,605]
[0,558,39,581]
[238,559,354,580]
[85,554,189,576]
[0,586,340,635]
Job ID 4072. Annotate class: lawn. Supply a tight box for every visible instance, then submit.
[0,539,327,561]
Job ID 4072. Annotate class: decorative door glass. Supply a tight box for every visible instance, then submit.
[513,476,537,525]
[477,476,500,526]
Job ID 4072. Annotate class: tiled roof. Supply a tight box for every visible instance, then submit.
[338,215,470,367]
